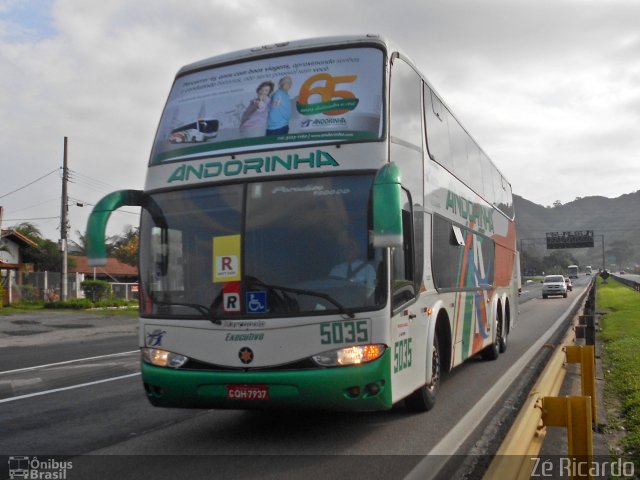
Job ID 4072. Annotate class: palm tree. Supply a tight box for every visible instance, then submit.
[10,222,43,242]
[74,230,88,255]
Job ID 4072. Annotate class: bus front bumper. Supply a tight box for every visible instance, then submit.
[141,351,392,411]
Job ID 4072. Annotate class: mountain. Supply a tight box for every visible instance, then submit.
[513,191,640,269]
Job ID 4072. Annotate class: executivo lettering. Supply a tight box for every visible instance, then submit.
[225,332,265,342]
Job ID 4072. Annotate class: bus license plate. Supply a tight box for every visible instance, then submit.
[226,384,269,401]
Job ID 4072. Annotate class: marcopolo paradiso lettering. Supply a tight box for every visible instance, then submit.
[167,150,339,183]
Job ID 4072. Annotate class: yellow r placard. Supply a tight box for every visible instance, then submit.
[213,234,241,283]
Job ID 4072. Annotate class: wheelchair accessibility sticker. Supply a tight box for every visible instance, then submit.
[246,291,267,313]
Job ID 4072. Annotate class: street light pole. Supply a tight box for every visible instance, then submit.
[60,137,69,301]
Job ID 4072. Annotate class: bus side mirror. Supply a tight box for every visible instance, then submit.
[86,190,145,266]
[372,163,403,248]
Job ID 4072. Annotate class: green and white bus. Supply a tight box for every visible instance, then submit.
[87,35,519,412]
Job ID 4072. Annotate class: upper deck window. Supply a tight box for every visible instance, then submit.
[150,47,384,164]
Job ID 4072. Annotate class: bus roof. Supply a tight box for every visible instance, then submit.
[177,34,389,77]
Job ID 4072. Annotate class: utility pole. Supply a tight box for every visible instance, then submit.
[60,137,69,301]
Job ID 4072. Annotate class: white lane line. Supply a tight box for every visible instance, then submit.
[0,373,141,404]
[0,350,139,376]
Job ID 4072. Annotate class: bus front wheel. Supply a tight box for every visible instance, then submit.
[405,335,440,412]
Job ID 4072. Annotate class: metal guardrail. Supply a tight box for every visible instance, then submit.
[611,273,640,292]
[483,280,598,480]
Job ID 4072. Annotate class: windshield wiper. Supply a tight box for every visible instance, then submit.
[154,301,221,324]
[246,277,355,319]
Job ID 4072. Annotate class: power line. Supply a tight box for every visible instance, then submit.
[4,197,59,214]
[3,216,60,222]
[68,169,119,194]
[0,168,60,199]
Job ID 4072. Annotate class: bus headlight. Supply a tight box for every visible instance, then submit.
[312,344,386,367]
[142,347,188,368]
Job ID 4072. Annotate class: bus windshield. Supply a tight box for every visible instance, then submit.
[149,46,384,164]
[139,174,386,318]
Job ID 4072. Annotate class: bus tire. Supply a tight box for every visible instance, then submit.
[481,340,499,361]
[481,318,501,361]
[405,335,440,412]
[499,321,508,353]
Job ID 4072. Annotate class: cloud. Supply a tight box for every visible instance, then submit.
[1,0,640,240]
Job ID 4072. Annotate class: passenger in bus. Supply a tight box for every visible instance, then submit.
[266,76,293,136]
[330,239,376,289]
[239,81,275,138]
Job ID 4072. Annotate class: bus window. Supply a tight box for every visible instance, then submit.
[392,188,416,310]
[432,214,496,291]
[424,87,452,171]
[448,116,469,186]
[390,57,422,150]
[390,56,424,200]
[480,153,496,206]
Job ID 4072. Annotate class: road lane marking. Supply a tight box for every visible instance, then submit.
[0,350,139,376]
[0,373,141,404]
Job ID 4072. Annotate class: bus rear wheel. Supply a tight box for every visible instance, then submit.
[481,318,502,361]
[405,335,440,412]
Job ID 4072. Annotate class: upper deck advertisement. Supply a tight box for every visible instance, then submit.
[150,47,384,164]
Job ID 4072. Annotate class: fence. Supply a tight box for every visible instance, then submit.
[0,270,138,304]
[483,278,598,479]
[611,273,640,292]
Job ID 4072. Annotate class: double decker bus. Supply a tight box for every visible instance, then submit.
[87,35,518,412]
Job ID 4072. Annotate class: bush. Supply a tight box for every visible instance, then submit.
[45,298,94,309]
[81,280,111,302]
[18,284,38,302]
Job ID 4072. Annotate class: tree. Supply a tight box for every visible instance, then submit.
[11,222,43,242]
[74,229,117,257]
[607,240,633,269]
[111,226,139,267]
[542,251,578,275]
[552,200,563,208]
[73,230,88,255]
[21,238,62,271]
[11,222,76,272]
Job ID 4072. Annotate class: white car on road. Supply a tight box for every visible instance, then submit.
[542,275,568,299]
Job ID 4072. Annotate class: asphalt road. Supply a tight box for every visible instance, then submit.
[0,278,593,480]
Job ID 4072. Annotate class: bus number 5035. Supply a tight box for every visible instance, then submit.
[320,320,369,345]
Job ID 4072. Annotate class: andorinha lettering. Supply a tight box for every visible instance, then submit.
[167,150,340,183]
[446,190,494,233]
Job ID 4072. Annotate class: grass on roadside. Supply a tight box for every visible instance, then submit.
[599,276,640,461]
[0,301,139,317]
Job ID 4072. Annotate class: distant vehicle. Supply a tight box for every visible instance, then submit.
[585,265,592,275]
[564,276,573,291]
[567,265,579,279]
[542,275,568,299]
[620,271,626,275]
[169,119,219,143]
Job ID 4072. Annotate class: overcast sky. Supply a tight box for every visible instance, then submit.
[1,0,639,242]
